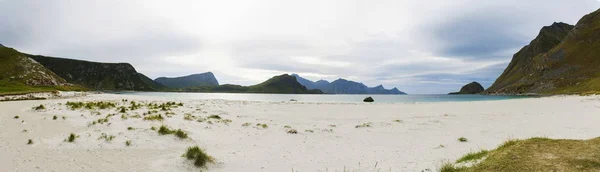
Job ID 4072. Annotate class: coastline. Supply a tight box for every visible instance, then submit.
[1,93,599,171]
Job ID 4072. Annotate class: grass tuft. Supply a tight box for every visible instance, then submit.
[207,115,221,119]
[14,115,19,119]
[27,139,33,145]
[456,150,489,163]
[287,129,298,134]
[143,114,164,121]
[66,133,77,142]
[355,122,372,128]
[458,137,468,142]
[33,104,45,110]
[125,140,131,146]
[184,146,214,168]
[53,115,58,120]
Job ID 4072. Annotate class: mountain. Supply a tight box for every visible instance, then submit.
[0,47,82,95]
[29,55,166,91]
[485,8,600,95]
[155,72,219,89]
[185,74,322,94]
[449,82,485,94]
[291,74,406,94]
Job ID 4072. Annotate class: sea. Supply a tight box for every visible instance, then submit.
[115,92,529,103]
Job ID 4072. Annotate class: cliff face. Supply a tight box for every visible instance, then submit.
[485,8,600,95]
[155,72,219,89]
[449,82,485,94]
[29,55,166,91]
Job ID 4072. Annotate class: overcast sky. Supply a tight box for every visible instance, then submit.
[1,0,599,94]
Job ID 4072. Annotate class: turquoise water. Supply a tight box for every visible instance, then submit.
[115,92,529,103]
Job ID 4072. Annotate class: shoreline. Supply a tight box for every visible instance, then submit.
[1,93,599,171]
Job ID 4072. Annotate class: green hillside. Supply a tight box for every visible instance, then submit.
[185,74,323,94]
[0,47,83,95]
[29,55,167,91]
[485,8,600,95]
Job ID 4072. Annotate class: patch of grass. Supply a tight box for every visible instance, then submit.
[66,101,116,110]
[184,114,195,121]
[27,139,33,145]
[127,127,135,130]
[304,129,314,133]
[143,114,164,121]
[207,115,221,119]
[329,124,337,127]
[125,140,131,146]
[150,126,157,131]
[33,104,45,110]
[98,133,115,142]
[14,115,19,119]
[393,119,403,123]
[443,137,600,171]
[440,162,467,172]
[287,129,298,134]
[183,146,214,168]
[66,133,77,142]
[256,123,268,129]
[456,150,489,163]
[119,107,127,113]
[283,125,292,128]
[241,122,251,127]
[53,116,58,120]
[62,116,66,120]
[174,129,188,139]
[355,122,372,128]
[121,114,128,120]
[458,137,468,142]
[158,125,174,135]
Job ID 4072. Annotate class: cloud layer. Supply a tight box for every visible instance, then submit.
[1,0,598,93]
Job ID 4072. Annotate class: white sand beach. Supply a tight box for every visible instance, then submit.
[1,93,600,172]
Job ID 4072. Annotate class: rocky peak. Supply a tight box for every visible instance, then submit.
[449,82,484,94]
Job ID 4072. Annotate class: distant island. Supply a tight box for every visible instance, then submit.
[183,74,322,94]
[292,74,407,95]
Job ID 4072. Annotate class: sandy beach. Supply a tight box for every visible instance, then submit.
[1,93,600,172]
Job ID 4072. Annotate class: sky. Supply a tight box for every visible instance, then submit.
[1,0,599,94]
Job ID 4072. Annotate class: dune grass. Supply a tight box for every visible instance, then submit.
[157,125,188,139]
[458,137,468,142]
[441,137,600,172]
[143,114,164,121]
[455,150,489,163]
[184,146,214,168]
[66,133,77,142]
[27,139,33,145]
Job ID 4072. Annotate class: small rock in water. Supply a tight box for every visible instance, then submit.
[363,97,374,102]
[289,99,297,102]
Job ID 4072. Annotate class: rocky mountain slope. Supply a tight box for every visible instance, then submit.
[0,47,79,94]
[485,8,600,95]
[185,74,322,94]
[155,72,219,89]
[29,55,166,91]
[292,74,406,94]
[449,82,485,94]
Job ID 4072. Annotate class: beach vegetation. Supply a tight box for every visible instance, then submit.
[256,123,268,129]
[98,133,115,142]
[53,115,58,120]
[355,122,372,128]
[284,125,292,128]
[27,139,33,145]
[184,146,214,168]
[66,133,77,142]
[456,150,489,163]
[304,129,314,133]
[33,104,45,110]
[241,122,251,127]
[126,140,131,146]
[207,115,221,119]
[143,114,164,121]
[127,127,135,130]
[157,125,188,139]
[440,137,600,171]
[458,137,468,142]
[287,129,298,134]
[14,115,19,119]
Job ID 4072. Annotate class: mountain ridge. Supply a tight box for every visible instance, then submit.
[184,74,322,94]
[484,8,600,95]
[291,74,406,94]
[155,72,219,89]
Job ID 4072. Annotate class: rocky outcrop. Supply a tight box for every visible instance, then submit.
[485,8,600,95]
[363,97,374,102]
[155,72,219,89]
[449,82,485,94]
[29,55,166,91]
[291,74,407,94]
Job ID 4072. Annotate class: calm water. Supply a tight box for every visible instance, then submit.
[115,92,529,103]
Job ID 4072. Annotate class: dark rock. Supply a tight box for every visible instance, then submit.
[363,97,374,102]
[449,82,485,94]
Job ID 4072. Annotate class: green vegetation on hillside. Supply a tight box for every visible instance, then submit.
[441,137,600,172]
[485,8,600,95]
[0,47,84,95]
[184,74,323,94]
[29,54,167,91]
